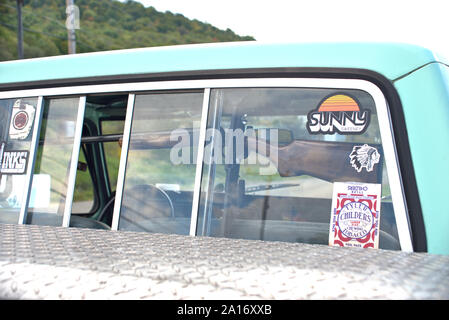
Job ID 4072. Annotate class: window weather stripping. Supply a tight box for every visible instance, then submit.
[111,94,135,231]
[62,96,86,228]
[189,88,210,236]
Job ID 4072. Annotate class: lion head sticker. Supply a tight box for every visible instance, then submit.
[349,144,380,173]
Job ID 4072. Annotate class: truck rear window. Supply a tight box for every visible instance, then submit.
[0,78,412,251]
[196,88,400,250]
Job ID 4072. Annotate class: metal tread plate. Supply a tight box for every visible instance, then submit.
[1,223,448,299]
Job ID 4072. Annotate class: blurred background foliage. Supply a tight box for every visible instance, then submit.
[0,0,254,61]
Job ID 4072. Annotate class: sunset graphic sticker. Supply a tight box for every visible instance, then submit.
[307,93,370,135]
[317,94,360,112]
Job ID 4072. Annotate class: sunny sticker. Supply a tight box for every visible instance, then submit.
[307,93,370,135]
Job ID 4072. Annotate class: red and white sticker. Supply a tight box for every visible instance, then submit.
[329,182,381,249]
[9,99,35,140]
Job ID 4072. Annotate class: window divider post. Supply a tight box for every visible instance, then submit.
[111,94,135,231]
[18,96,44,225]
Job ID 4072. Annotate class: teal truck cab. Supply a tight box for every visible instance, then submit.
[0,42,448,299]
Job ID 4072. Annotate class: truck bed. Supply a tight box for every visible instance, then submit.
[0,223,448,299]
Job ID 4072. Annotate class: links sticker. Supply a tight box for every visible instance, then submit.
[329,182,381,249]
[0,141,29,175]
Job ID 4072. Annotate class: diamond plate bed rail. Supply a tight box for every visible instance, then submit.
[0,223,448,300]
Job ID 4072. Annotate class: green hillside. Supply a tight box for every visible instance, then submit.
[0,0,254,61]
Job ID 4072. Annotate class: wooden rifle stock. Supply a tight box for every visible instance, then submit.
[248,137,382,183]
[123,129,382,184]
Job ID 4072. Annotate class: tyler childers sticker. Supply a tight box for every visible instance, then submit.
[307,93,370,135]
[0,142,29,175]
[9,99,35,140]
[329,182,381,249]
[349,144,380,173]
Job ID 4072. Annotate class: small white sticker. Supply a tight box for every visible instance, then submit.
[349,144,380,172]
[329,182,381,249]
[9,99,35,140]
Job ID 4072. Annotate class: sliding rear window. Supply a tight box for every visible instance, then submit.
[117,91,204,234]
[197,87,401,250]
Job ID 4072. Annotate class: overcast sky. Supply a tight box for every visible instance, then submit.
[121,0,449,60]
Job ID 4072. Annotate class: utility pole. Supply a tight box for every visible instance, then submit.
[66,0,77,54]
[16,0,24,59]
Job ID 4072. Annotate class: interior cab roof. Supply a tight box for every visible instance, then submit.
[0,41,441,86]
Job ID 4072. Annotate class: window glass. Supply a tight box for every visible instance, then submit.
[198,88,401,250]
[72,146,95,214]
[118,91,203,234]
[27,97,81,226]
[101,120,125,192]
[0,97,39,224]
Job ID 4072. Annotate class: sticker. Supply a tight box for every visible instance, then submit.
[349,144,380,172]
[306,93,370,135]
[329,182,381,249]
[0,142,29,175]
[9,99,35,140]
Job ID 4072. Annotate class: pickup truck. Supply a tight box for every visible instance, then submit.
[0,42,448,299]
